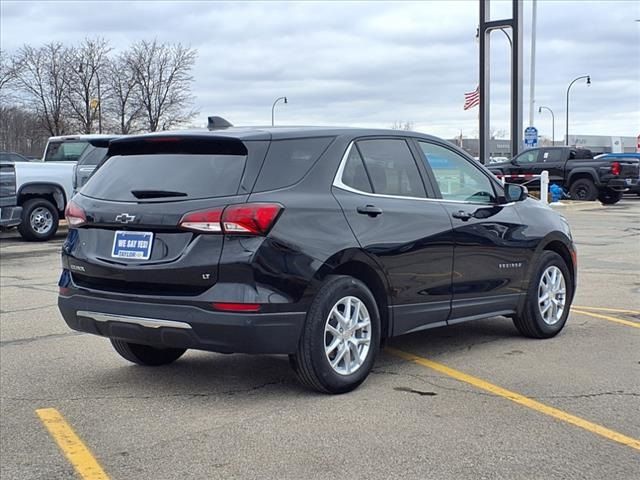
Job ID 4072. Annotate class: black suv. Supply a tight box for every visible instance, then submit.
[58,128,576,394]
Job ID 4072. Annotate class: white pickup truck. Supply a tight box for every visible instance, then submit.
[4,135,112,241]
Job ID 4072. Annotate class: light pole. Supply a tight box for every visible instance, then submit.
[538,106,555,145]
[271,96,288,126]
[565,75,590,145]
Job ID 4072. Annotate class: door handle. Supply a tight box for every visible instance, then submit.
[452,210,474,221]
[357,205,383,217]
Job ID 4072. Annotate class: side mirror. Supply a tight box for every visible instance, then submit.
[511,158,519,165]
[504,183,528,203]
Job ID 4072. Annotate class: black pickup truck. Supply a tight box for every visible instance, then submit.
[487,147,639,204]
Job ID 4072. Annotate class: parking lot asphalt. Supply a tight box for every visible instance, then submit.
[1,198,639,480]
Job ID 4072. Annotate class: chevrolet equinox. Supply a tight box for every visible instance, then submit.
[58,127,576,394]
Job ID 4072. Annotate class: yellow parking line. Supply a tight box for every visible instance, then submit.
[36,408,110,480]
[387,348,640,452]
[573,305,640,315]
[572,309,640,329]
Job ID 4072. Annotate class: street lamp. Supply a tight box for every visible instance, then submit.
[538,106,555,145]
[565,75,590,145]
[271,96,288,126]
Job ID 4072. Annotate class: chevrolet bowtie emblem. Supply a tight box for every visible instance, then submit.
[115,213,136,224]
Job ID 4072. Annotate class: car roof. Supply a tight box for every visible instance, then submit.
[113,126,446,143]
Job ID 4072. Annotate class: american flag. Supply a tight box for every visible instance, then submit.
[464,86,480,110]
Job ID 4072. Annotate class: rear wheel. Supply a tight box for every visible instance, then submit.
[18,198,59,241]
[290,275,380,394]
[513,251,573,339]
[598,189,623,205]
[110,339,186,366]
[569,178,598,201]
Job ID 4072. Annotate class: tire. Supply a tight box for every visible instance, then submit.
[110,339,186,366]
[569,178,598,201]
[513,251,573,339]
[290,275,381,394]
[18,198,59,241]
[598,189,623,205]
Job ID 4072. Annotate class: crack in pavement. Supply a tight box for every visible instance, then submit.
[1,379,288,402]
[0,303,57,314]
[0,331,84,347]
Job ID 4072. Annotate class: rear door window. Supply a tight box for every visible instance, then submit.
[44,141,89,162]
[356,139,426,198]
[82,154,247,201]
[540,149,563,163]
[253,137,334,192]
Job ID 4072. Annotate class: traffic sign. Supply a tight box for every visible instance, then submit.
[524,126,538,148]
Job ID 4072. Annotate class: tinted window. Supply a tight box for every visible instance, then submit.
[341,145,373,193]
[253,137,333,192]
[356,139,426,198]
[515,150,539,163]
[419,142,496,204]
[540,149,563,162]
[78,146,108,166]
[44,141,89,162]
[82,154,246,201]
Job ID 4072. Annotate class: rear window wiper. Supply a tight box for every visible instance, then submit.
[131,189,188,199]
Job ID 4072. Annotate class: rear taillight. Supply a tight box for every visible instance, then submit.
[65,201,86,227]
[179,207,224,232]
[611,161,621,175]
[179,203,282,235]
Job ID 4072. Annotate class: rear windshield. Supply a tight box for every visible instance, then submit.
[82,154,246,201]
[44,141,89,162]
[78,146,108,166]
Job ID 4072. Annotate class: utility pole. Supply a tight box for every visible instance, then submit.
[528,0,537,127]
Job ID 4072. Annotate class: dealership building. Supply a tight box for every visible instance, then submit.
[449,135,638,159]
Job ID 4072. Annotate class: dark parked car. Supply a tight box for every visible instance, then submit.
[487,147,639,204]
[72,136,121,194]
[0,158,23,229]
[58,128,577,393]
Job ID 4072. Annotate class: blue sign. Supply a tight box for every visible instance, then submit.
[524,126,538,148]
[112,231,154,260]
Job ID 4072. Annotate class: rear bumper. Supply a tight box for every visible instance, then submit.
[604,178,632,191]
[58,294,306,354]
[0,205,23,228]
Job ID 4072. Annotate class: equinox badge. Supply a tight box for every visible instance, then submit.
[115,213,136,224]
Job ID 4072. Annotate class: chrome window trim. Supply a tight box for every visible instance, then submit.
[333,141,512,207]
[77,310,193,330]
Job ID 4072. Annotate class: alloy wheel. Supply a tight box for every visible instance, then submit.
[324,296,372,375]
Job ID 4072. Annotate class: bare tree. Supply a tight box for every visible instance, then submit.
[128,40,197,131]
[391,121,414,131]
[0,50,18,103]
[13,43,74,136]
[104,52,144,134]
[66,38,112,134]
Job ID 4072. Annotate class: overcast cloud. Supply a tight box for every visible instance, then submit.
[1,0,639,139]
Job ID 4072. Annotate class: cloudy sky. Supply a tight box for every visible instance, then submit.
[1,0,639,140]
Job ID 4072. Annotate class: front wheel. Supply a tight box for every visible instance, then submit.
[111,339,186,366]
[513,251,573,339]
[290,276,381,394]
[598,189,623,205]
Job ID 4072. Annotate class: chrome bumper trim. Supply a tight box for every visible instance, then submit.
[77,310,192,330]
